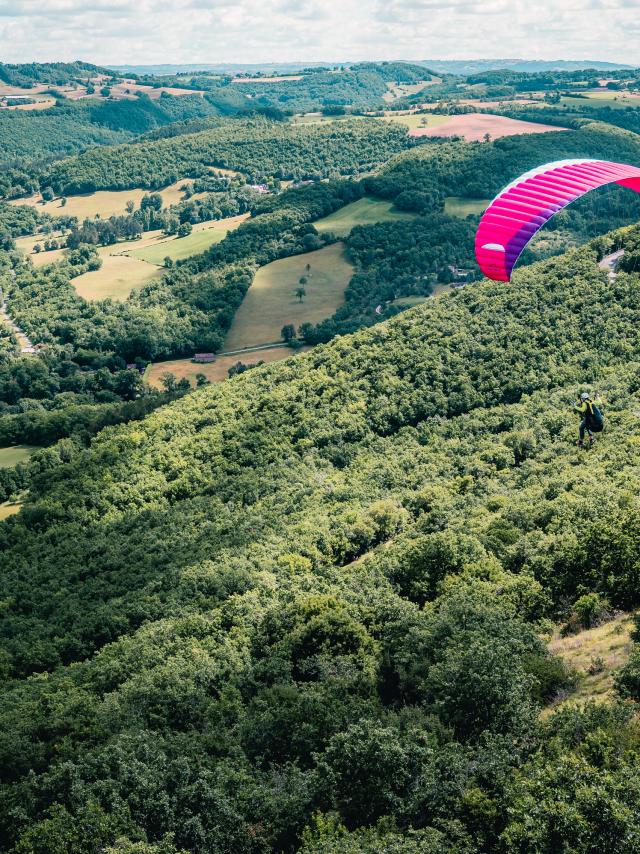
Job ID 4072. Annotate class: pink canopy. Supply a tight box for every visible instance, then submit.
[475,159,640,282]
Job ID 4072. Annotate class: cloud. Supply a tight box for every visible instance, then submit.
[0,0,635,65]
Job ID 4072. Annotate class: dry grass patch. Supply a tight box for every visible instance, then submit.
[545,613,634,714]
[145,346,310,388]
[223,242,354,351]
[73,246,161,302]
[11,178,194,220]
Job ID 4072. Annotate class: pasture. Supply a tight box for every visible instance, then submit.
[408,113,569,142]
[223,242,354,351]
[380,112,450,131]
[314,197,416,235]
[11,178,194,220]
[126,215,248,264]
[0,445,37,468]
[72,247,161,301]
[14,233,68,267]
[145,345,310,388]
[444,197,489,217]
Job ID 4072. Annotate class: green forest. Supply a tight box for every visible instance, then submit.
[3,237,640,851]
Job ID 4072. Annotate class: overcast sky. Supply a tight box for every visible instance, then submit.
[0,0,637,66]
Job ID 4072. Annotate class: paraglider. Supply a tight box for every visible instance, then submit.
[475,159,640,282]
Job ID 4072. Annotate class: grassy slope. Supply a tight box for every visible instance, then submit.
[546,613,634,712]
[223,242,354,350]
[0,445,36,468]
[314,197,416,236]
[72,248,161,302]
[126,215,248,264]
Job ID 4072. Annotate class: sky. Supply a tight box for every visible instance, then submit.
[0,0,638,67]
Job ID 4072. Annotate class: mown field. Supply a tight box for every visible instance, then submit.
[408,112,569,141]
[444,196,489,217]
[314,196,416,235]
[145,345,311,389]
[10,178,195,220]
[0,445,37,468]
[223,242,354,351]
[126,215,249,264]
[379,112,451,131]
[72,247,161,301]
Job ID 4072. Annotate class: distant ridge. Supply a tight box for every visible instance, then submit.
[420,58,632,75]
[110,59,632,77]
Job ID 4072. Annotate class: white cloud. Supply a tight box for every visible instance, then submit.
[0,0,635,66]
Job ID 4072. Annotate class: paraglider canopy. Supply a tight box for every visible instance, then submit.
[475,159,640,282]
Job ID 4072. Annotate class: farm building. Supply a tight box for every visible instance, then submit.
[192,353,216,364]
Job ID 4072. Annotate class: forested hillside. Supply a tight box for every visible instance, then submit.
[42,118,412,194]
[3,233,640,852]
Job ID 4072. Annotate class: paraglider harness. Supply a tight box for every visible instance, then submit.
[576,396,604,444]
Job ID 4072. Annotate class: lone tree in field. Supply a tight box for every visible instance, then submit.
[299,275,308,286]
[160,372,177,392]
[295,287,306,303]
[177,222,193,238]
[305,263,311,276]
[483,132,492,143]
[281,324,296,343]
[164,256,174,269]
[126,200,135,214]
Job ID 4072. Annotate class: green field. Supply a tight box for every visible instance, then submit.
[444,196,489,217]
[73,250,161,302]
[126,216,247,264]
[314,197,416,236]
[379,112,451,131]
[0,445,37,468]
[223,242,354,351]
[560,93,640,110]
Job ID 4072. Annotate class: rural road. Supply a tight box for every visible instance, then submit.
[1,271,36,353]
[599,249,625,279]
[219,341,287,357]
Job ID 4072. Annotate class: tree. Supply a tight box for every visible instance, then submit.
[299,276,308,286]
[281,324,297,343]
[33,243,42,253]
[60,197,67,208]
[164,257,174,269]
[160,372,177,392]
[295,287,306,303]
[100,86,111,97]
[126,200,135,214]
[195,373,209,387]
[41,187,55,202]
[177,222,193,238]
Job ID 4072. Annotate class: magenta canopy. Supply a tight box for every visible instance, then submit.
[475,159,640,282]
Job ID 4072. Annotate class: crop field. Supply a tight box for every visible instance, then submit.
[145,345,311,388]
[223,242,354,351]
[0,445,37,468]
[126,215,248,264]
[314,197,416,235]
[444,196,489,217]
[545,613,634,713]
[72,247,161,301]
[10,178,194,220]
[408,113,569,142]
